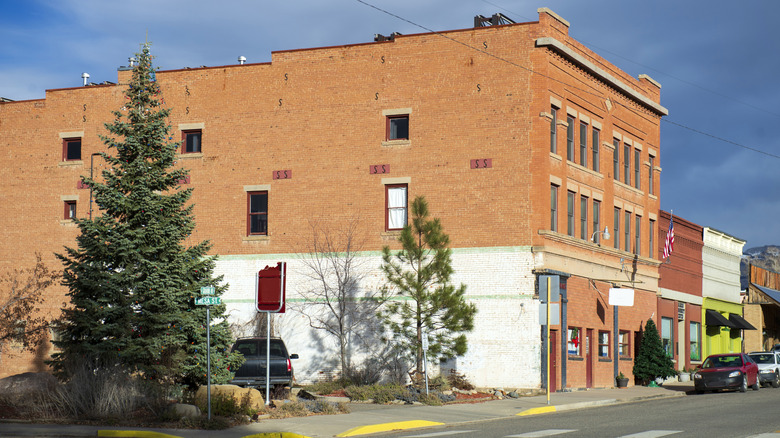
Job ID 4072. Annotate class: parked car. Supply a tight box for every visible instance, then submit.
[694,353,759,393]
[748,352,780,388]
[229,337,298,389]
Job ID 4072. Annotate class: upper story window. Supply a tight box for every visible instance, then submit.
[580,195,588,240]
[247,191,268,235]
[566,116,575,162]
[624,210,631,252]
[634,149,641,189]
[623,143,630,186]
[567,191,575,237]
[182,130,202,154]
[550,106,558,154]
[387,115,409,141]
[634,215,641,255]
[550,184,559,232]
[612,139,620,181]
[649,156,655,195]
[64,200,77,220]
[386,184,408,230]
[63,138,82,161]
[649,218,656,259]
[579,122,587,167]
[592,128,600,173]
[613,207,621,250]
[592,199,601,244]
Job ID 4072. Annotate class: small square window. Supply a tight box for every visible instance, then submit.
[386,184,408,230]
[64,200,77,220]
[63,138,81,161]
[619,330,631,357]
[247,191,268,235]
[182,130,202,154]
[598,331,610,357]
[387,115,409,141]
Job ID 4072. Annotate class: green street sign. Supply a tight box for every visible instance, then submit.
[195,296,222,306]
[200,286,216,296]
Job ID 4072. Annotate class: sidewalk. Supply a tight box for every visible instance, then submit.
[0,382,694,438]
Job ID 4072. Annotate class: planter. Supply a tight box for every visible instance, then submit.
[616,378,629,388]
[678,373,691,382]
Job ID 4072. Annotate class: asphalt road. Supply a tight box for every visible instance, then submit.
[375,387,780,438]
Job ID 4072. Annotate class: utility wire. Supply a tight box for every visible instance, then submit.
[356,0,779,160]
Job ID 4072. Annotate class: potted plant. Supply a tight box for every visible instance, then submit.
[616,371,629,388]
[678,367,692,382]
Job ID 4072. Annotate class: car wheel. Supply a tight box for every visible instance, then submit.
[753,376,760,391]
[740,375,748,392]
[773,372,780,388]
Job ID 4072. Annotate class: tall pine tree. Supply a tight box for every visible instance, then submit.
[380,196,476,376]
[51,44,242,387]
[632,318,676,385]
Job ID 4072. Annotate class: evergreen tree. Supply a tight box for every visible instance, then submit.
[51,44,242,387]
[379,196,476,376]
[632,318,676,384]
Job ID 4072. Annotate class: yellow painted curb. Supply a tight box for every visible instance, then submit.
[98,431,182,438]
[517,406,557,416]
[337,420,444,437]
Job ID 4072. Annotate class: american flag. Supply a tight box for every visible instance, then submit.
[662,215,675,259]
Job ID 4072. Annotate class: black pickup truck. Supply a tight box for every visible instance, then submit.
[229,337,298,389]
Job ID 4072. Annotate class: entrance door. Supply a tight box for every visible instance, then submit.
[550,330,558,392]
[586,329,593,388]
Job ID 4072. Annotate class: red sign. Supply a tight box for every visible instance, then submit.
[257,262,286,313]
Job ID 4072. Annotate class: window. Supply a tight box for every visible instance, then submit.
[386,184,407,230]
[566,116,575,161]
[634,149,641,189]
[182,130,202,154]
[649,219,655,259]
[624,211,631,252]
[567,191,575,237]
[612,139,620,181]
[247,191,268,235]
[690,322,701,361]
[387,115,409,140]
[623,143,630,186]
[580,196,588,240]
[550,185,558,232]
[598,331,610,357]
[619,330,631,357]
[649,156,655,195]
[550,107,558,154]
[579,122,587,167]
[613,207,621,249]
[64,200,76,220]
[592,128,600,173]
[63,138,81,161]
[661,317,674,357]
[634,215,641,255]
[568,327,582,356]
[592,199,601,244]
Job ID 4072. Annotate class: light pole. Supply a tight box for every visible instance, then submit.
[89,152,102,220]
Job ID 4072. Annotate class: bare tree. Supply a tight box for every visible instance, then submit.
[0,253,60,364]
[295,217,387,378]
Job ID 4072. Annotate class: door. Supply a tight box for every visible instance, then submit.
[586,329,593,388]
[550,330,558,392]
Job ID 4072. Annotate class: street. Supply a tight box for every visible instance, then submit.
[375,389,780,438]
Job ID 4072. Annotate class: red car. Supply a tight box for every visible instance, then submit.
[694,353,760,393]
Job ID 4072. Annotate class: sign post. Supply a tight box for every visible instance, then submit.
[195,285,219,420]
[256,262,287,405]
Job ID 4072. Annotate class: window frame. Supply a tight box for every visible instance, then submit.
[598,331,610,358]
[386,114,409,141]
[566,116,575,162]
[385,184,408,231]
[690,321,701,361]
[64,200,77,220]
[612,139,620,181]
[550,184,558,232]
[613,207,621,250]
[634,215,641,255]
[618,330,631,357]
[580,195,588,240]
[246,191,268,236]
[550,106,558,154]
[568,327,582,356]
[661,317,674,358]
[649,218,655,259]
[634,149,641,189]
[63,137,82,161]
[592,199,601,244]
[181,129,202,154]
[567,191,575,237]
[649,156,655,195]
[624,210,631,252]
[579,121,588,167]
[592,128,600,173]
[623,143,630,186]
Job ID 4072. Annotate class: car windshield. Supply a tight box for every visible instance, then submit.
[702,355,742,368]
[749,354,775,364]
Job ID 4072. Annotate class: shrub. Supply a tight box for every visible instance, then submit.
[446,370,474,390]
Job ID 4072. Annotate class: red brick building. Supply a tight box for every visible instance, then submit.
[0,9,667,389]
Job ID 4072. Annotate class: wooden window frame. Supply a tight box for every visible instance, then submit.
[579,121,588,167]
[64,200,77,220]
[598,331,610,358]
[612,139,620,181]
[550,107,558,154]
[613,207,621,250]
[385,184,408,231]
[386,115,409,141]
[550,185,558,232]
[592,128,600,173]
[580,195,588,240]
[566,116,575,162]
[63,138,82,161]
[619,330,631,357]
[592,199,601,244]
[182,130,202,154]
[247,191,268,236]
[567,191,575,237]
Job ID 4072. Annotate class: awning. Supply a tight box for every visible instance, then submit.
[729,313,757,330]
[705,309,736,327]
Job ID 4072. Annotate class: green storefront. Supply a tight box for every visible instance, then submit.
[702,297,749,356]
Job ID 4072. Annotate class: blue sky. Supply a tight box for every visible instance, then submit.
[2,0,779,250]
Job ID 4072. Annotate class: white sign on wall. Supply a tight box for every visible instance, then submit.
[609,288,635,307]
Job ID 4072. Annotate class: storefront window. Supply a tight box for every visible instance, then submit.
[661,317,673,357]
[690,322,701,361]
[568,327,581,356]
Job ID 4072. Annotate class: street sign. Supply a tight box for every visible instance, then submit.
[200,286,215,296]
[257,262,286,313]
[422,333,429,351]
[195,296,222,306]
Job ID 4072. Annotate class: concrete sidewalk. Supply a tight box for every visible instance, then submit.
[0,382,694,438]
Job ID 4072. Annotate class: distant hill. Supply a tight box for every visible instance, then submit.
[741,245,780,289]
